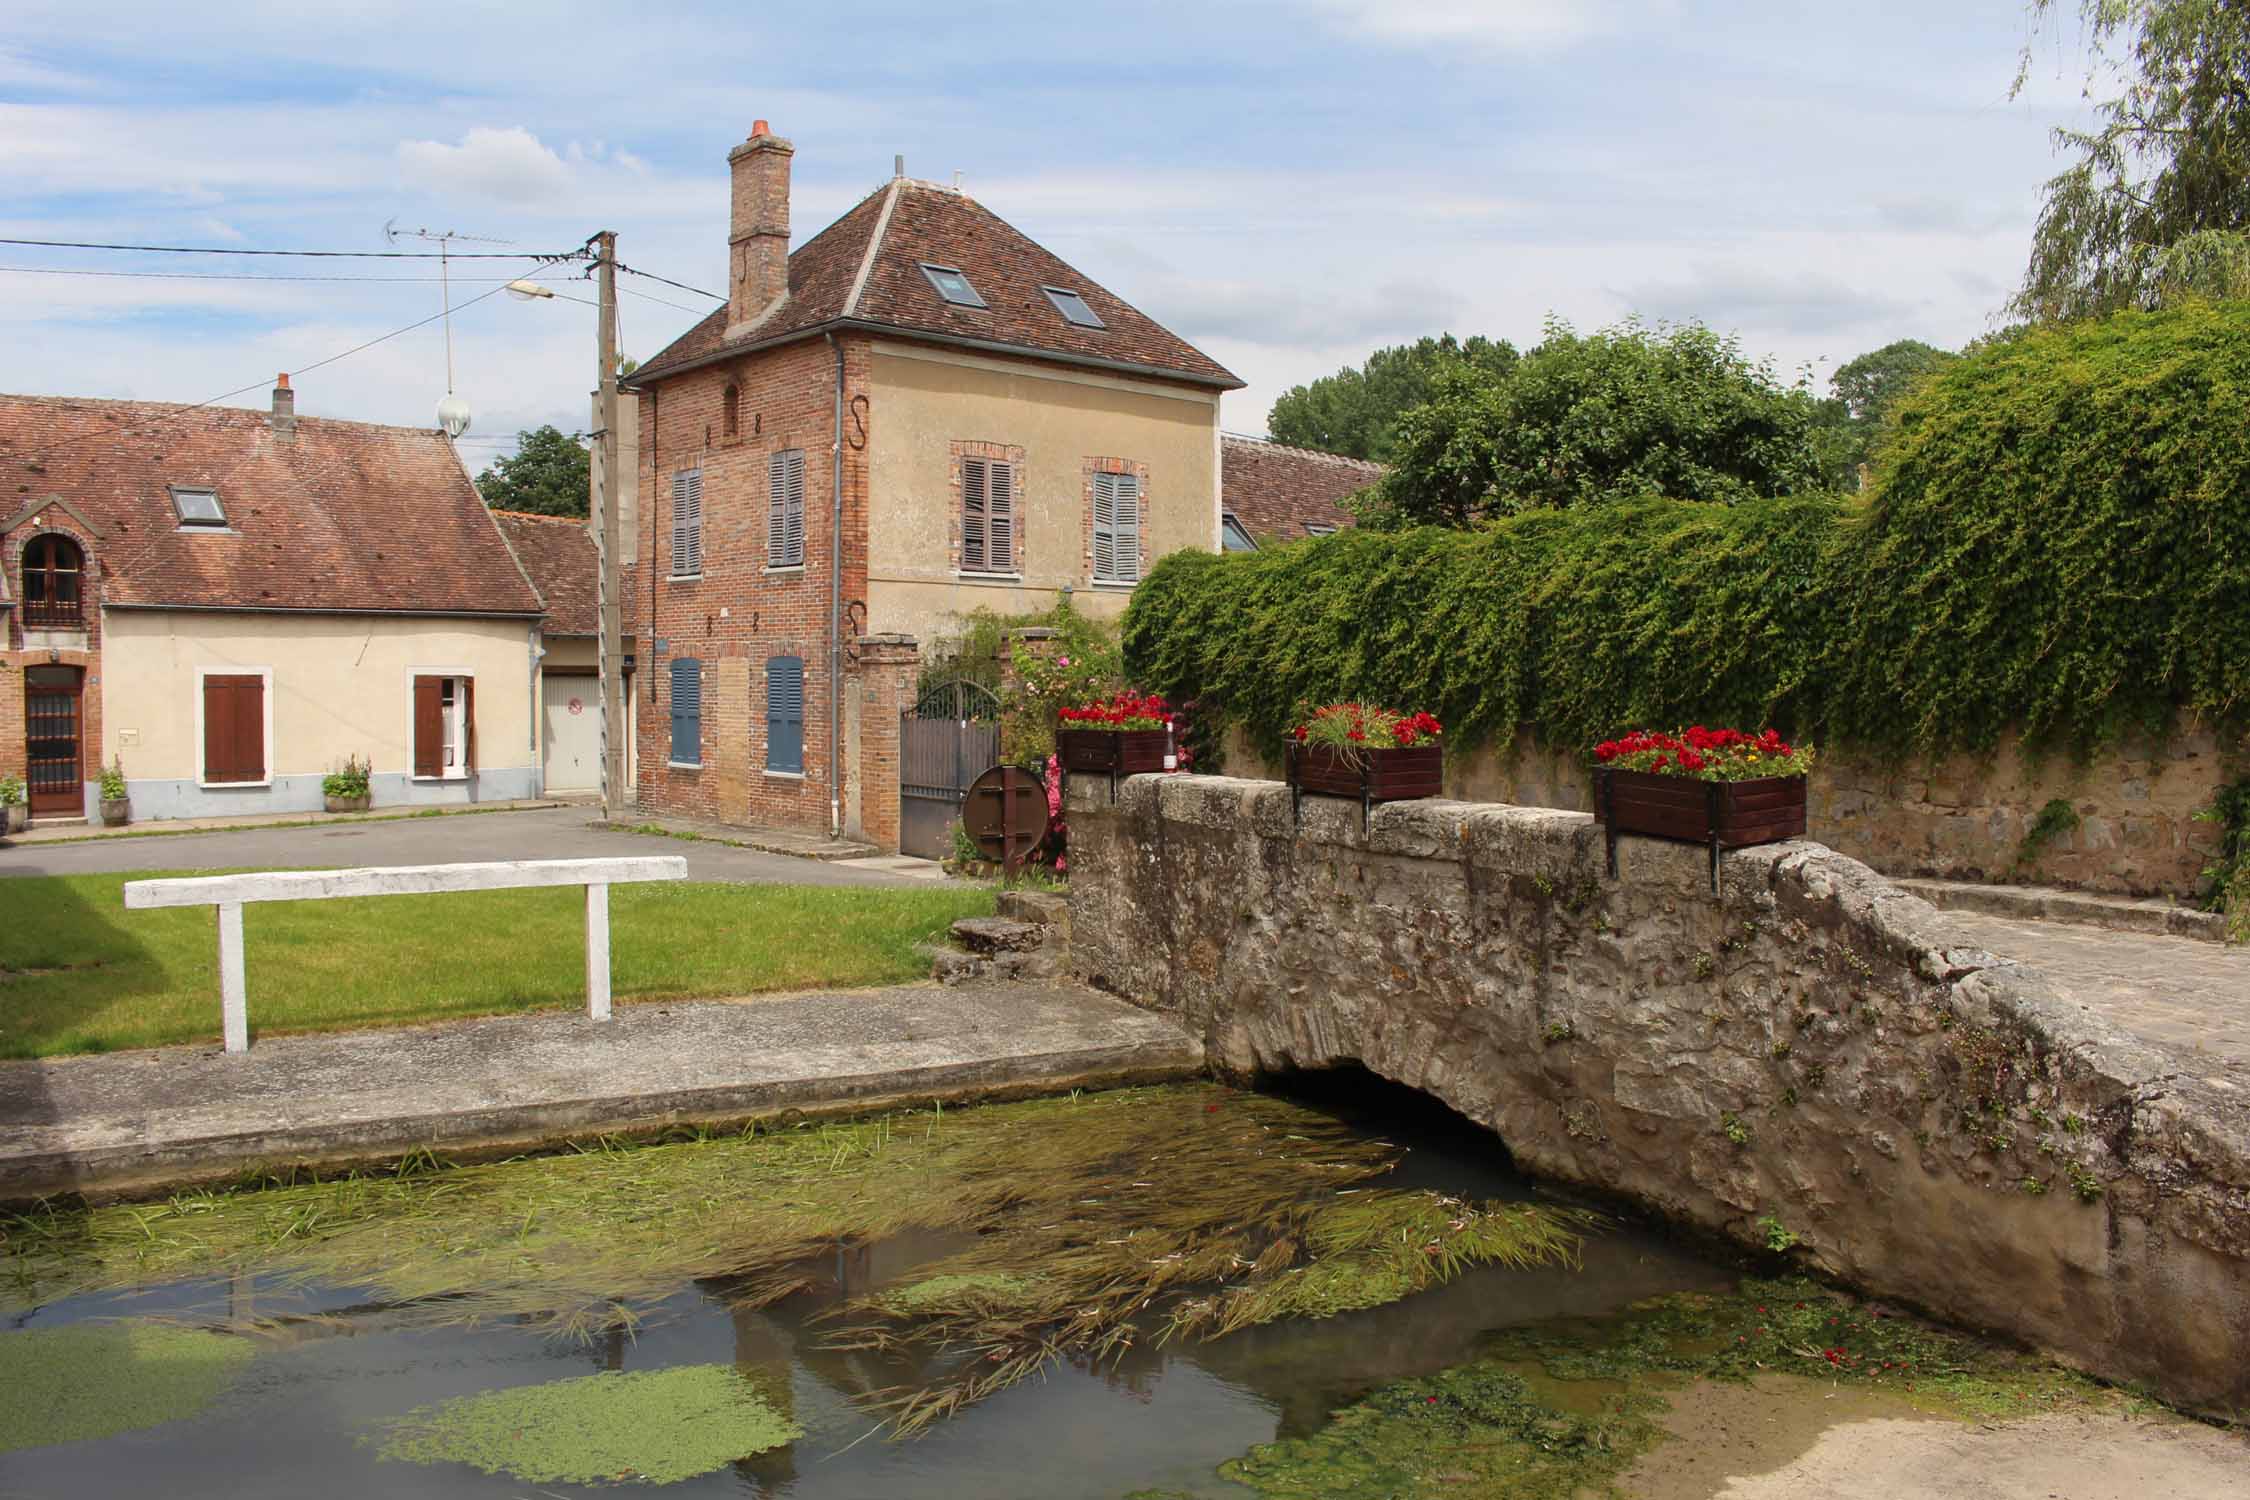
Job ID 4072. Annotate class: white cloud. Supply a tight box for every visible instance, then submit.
[1293,0,1641,53]
[397,127,573,206]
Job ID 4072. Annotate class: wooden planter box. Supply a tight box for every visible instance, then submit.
[1055,727,1171,778]
[1595,768,1806,889]
[1287,743,1444,830]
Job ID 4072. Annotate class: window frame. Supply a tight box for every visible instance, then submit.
[1220,513,1259,552]
[668,657,704,768]
[959,455,1018,576]
[767,447,806,569]
[764,655,805,776]
[195,665,272,789]
[1303,522,1339,537]
[20,533,85,628]
[1042,285,1106,328]
[409,671,477,781]
[919,262,988,308]
[1090,469,1143,586]
[669,466,704,579]
[169,484,226,527]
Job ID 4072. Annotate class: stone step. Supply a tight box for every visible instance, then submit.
[951,917,1046,956]
[1894,877,2227,943]
[996,890,1067,927]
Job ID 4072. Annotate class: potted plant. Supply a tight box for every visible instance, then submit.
[0,774,25,835]
[1055,690,1175,786]
[98,756,130,826]
[1593,727,1814,888]
[323,753,373,814]
[1285,703,1444,830]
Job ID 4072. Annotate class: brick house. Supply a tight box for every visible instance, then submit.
[0,384,546,823]
[1219,435,1384,550]
[622,122,1242,852]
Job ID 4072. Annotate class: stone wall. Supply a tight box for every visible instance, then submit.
[1066,774,2250,1415]
[1223,725,2240,898]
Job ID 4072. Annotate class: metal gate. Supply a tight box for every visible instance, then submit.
[25,666,83,815]
[900,679,1000,860]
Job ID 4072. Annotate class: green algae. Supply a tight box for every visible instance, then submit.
[1205,1276,2119,1500]
[2,1084,1594,1438]
[374,1363,801,1485]
[0,1321,255,1452]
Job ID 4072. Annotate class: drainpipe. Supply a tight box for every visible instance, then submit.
[527,623,544,792]
[826,332,845,838]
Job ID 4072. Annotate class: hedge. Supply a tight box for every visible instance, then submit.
[1125,304,2250,762]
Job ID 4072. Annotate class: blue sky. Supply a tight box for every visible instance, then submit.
[1,1,2096,465]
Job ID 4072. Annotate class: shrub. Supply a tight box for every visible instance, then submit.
[323,754,372,801]
[97,757,127,803]
[0,775,23,808]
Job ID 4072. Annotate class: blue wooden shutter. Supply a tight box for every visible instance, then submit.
[670,468,702,576]
[769,448,805,567]
[669,658,702,764]
[766,656,804,773]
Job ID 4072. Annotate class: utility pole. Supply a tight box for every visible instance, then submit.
[592,230,626,822]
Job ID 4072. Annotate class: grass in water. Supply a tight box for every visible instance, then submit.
[374,1364,801,1485]
[0,1322,255,1452]
[0,871,992,1056]
[2,1085,1593,1437]
[1198,1275,2123,1500]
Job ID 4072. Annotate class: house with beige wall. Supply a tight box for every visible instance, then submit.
[0,384,546,824]
[621,121,1241,853]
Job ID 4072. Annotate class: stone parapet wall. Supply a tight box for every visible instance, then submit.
[1222,725,2240,897]
[1067,774,2250,1415]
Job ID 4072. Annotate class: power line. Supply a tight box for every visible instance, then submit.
[0,235,583,261]
[0,264,532,284]
[620,284,703,315]
[616,262,721,299]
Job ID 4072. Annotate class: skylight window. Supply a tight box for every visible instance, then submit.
[170,485,226,527]
[1221,514,1258,552]
[1043,286,1105,329]
[919,263,987,308]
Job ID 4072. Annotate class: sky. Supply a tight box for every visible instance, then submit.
[1,1,2104,466]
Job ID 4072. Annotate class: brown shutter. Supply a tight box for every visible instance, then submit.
[413,676,443,778]
[464,677,477,773]
[202,675,264,783]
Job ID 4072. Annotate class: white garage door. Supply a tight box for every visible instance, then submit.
[542,675,601,794]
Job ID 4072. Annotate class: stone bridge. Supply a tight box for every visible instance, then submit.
[1065,774,2250,1416]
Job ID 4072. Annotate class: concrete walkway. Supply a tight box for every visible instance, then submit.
[0,982,1202,1202]
[4,796,574,845]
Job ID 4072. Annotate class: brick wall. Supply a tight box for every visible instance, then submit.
[628,335,873,836]
[2,512,106,813]
[847,633,920,850]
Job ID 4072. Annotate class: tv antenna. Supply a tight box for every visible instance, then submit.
[384,222,515,434]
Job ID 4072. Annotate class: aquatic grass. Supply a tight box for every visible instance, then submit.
[0,1321,255,1452]
[374,1364,801,1485]
[3,1085,1594,1440]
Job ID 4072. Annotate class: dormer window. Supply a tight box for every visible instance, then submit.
[170,485,225,527]
[1043,286,1105,329]
[919,263,986,309]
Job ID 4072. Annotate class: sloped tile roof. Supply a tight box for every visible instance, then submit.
[1222,435,1384,542]
[491,509,638,638]
[631,179,1240,389]
[0,393,543,616]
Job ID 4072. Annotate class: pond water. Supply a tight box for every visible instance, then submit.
[0,1079,1739,1498]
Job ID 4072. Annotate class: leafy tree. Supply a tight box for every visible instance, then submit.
[2013,0,2250,320]
[1266,334,1518,461]
[476,425,590,517]
[1358,318,1826,528]
[1814,339,1959,481]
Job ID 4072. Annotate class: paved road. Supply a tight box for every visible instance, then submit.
[1940,909,2250,1067]
[0,806,926,887]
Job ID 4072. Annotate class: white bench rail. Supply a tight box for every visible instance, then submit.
[122,857,689,1053]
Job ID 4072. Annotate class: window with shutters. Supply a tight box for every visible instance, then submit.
[959,456,1017,575]
[411,674,475,779]
[668,658,703,767]
[767,448,806,568]
[765,656,805,775]
[1090,470,1143,584]
[199,670,268,786]
[669,467,704,577]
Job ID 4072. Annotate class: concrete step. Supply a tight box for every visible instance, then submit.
[996,890,1068,927]
[952,916,1046,956]
[1895,877,2227,943]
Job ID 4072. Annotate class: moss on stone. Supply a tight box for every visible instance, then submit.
[0,1321,255,1452]
[374,1364,801,1485]
[879,1272,1047,1314]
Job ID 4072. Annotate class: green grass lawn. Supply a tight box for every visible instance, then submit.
[0,872,994,1058]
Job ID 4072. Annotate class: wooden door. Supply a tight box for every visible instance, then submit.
[25,666,83,814]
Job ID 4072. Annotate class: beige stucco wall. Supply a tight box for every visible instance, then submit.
[99,609,538,816]
[863,341,1221,644]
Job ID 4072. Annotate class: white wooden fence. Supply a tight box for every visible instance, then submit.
[121,857,689,1053]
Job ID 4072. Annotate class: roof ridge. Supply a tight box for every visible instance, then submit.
[843,179,904,319]
[1224,433,1387,469]
[0,390,453,441]
[491,508,588,523]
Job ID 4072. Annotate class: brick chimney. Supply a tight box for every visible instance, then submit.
[271,373,296,440]
[726,121,793,334]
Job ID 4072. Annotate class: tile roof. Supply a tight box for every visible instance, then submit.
[491,509,638,638]
[630,179,1240,389]
[1221,435,1385,543]
[0,393,543,616]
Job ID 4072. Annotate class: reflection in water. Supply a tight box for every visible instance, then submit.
[0,1081,1738,1498]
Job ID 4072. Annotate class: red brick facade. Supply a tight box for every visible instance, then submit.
[2,507,106,816]
[629,335,873,835]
